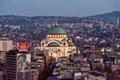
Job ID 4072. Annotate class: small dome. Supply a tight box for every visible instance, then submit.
[48,26,66,34]
[48,42,60,47]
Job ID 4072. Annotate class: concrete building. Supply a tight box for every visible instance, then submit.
[0,38,13,63]
[6,50,31,80]
[31,53,45,80]
[37,26,77,61]
[0,38,13,52]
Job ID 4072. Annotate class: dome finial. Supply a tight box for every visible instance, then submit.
[55,21,60,26]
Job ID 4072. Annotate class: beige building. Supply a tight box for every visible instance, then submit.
[37,26,77,60]
[0,38,13,62]
[0,38,13,52]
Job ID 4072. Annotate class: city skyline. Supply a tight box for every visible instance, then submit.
[0,0,120,17]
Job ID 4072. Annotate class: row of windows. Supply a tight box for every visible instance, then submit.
[49,48,60,51]
[7,62,16,65]
[3,44,7,46]
[47,35,67,38]
[41,47,75,51]
[7,69,16,72]
[7,75,16,80]
[2,44,7,51]
[3,48,7,50]
[2,42,7,48]
[7,65,16,69]
[2,42,7,44]
[3,47,7,49]
[6,57,16,61]
[69,47,75,50]
[7,59,16,62]
[42,48,61,52]
[7,54,16,56]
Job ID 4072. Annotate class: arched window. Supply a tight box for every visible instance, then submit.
[42,43,44,46]
[63,43,66,46]
[51,53,53,55]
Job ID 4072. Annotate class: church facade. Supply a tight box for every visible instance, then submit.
[37,26,77,60]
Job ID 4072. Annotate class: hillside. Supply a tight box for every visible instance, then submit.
[86,11,120,18]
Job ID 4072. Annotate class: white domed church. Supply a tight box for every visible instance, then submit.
[37,26,77,60]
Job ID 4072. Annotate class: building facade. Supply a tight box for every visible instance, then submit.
[0,38,13,63]
[37,26,77,60]
[6,50,31,80]
[0,38,13,52]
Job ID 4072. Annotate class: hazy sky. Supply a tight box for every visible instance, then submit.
[0,0,120,17]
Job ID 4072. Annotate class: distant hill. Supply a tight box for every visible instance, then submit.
[0,11,120,25]
[85,11,120,18]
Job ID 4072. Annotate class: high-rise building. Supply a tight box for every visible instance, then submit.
[6,50,31,80]
[6,50,17,80]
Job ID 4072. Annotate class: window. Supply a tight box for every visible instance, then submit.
[63,43,66,46]
[42,43,44,46]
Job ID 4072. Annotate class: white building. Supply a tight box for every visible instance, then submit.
[36,26,77,61]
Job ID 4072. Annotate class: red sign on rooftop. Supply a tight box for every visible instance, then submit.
[18,42,29,51]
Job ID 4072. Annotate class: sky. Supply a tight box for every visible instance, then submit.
[0,0,120,17]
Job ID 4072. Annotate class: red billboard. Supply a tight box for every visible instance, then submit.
[18,42,29,51]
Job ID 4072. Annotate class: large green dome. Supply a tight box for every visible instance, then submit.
[48,26,66,34]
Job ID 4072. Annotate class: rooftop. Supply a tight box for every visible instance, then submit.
[48,26,66,35]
